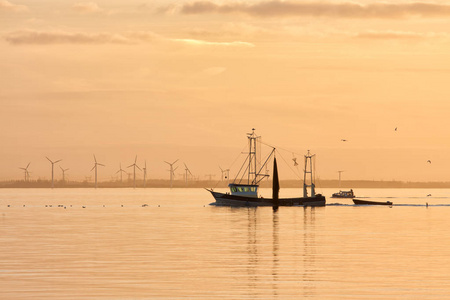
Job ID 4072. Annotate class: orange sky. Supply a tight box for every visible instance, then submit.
[2,0,450,182]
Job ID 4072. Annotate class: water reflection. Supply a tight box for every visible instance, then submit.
[247,208,258,292]
[272,210,279,298]
[302,207,316,297]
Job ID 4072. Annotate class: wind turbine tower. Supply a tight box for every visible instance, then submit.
[127,155,141,189]
[338,170,345,189]
[46,157,61,188]
[19,162,31,182]
[91,155,105,189]
[184,163,193,185]
[143,161,148,188]
[219,166,230,183]
[205,174,216,181]
[116,163,126,183]
[60,166,69,182]
[164,159,178,189]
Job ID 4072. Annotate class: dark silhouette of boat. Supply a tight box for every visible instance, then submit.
[332,189,355,198]
[353,199,393,206]
[207,129,326,207]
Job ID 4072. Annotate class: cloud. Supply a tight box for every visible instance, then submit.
[171,38,255,47]
[0,0,28,12]
[72,2,105,14]
[356,30,449,40]
[175,1,450,19]
[3,30,255,47]
[4,30,132,45]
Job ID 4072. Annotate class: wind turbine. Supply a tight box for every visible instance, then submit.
[205,174,216,181]
[19,162,31,182]
[219,166,230,183]
[184,163,193,185]
[127,155,141,189]
[91,155,105,189]
[143,161,148,188]
[60,166,69,182]
[46,157,61,188]
[115,163,126,183]
[337,170,345,189]
[164,159,178,189]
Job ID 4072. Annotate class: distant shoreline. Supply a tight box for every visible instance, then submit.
[2,180,450,189]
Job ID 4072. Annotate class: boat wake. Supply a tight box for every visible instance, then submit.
[357,196,450,199]
[327,203,450,207]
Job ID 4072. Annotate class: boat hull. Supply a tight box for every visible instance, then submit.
[208,190,326,207]
[353,199,393,206]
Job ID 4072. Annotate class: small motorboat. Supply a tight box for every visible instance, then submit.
[353,199,393,206]
[332,189,355,198]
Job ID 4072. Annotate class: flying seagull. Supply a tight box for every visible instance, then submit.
[341,139,347,142]
[427,160,432,164]
[395,127,397,131]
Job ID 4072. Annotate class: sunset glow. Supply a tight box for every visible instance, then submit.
[2,0,450,182]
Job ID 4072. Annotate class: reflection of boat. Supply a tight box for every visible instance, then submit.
[332,189,355,198]
[353,199,393,206]
[207,129,326,207]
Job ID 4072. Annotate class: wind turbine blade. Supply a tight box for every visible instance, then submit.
[136,165,142,171]
[94,154,97,163]
[173,159,179,165]
[219,166,223,171]
[116,170,121,174]
[127,164,134,168]
[173,166,178,172]
[46,157,52,163]
[184,163,188,169]
[164,161,170,165]
[19,167,26,170]
[98,164,105,167]
[60,166,64,171]
[26,162,31,169]
[91,165,96,171]
[54,159,62,164]
[66,169,69,171]
[135,155,137,163]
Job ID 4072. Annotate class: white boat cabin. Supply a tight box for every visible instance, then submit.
[228,184,259,198]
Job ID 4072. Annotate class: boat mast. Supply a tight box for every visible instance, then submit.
[247,128,258,184]
[303,150,316,197]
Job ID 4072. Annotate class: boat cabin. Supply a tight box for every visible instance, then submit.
[228,184,259,198]
[331,189,355,198]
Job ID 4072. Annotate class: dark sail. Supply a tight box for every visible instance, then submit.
[272,157,280,210]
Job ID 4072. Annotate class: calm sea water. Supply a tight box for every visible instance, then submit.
[1,188,450,299]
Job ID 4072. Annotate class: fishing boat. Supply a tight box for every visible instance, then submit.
[207,129,326,207]
[353,199,393,206]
